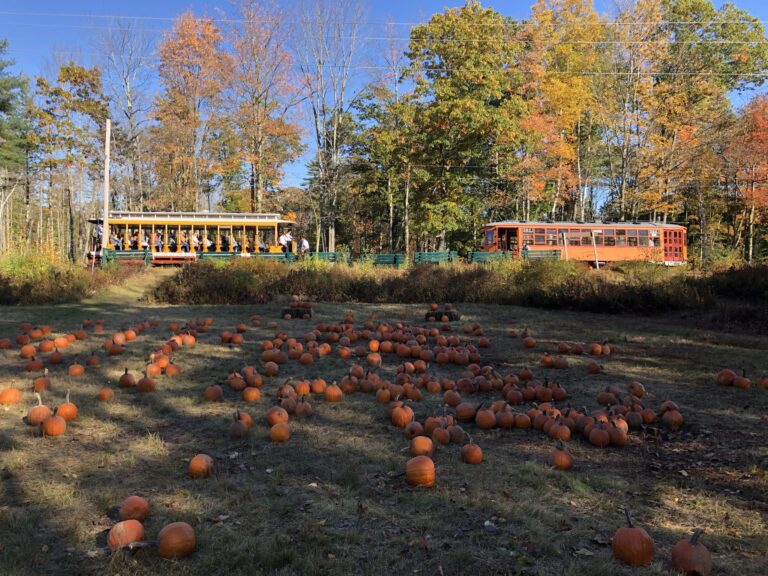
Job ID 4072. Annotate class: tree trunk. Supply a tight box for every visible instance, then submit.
[67,183,77,261]
[697,183,709,263]
[387,174,394,252]
[404,168,411,259]
[747,201,755,263]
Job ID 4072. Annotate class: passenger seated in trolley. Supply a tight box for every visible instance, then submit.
[110,232,123,250]
[180,231,190,253]
[153,232,163,252]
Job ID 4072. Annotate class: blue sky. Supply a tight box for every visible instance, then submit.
[2,0,767,188]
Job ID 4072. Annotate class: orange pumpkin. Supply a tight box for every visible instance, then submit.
[188,454,214,478]
[158,522,196,559]
[119,495,150,521]
[107,519,145,551]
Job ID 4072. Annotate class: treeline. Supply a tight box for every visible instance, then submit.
[0,0,767,263]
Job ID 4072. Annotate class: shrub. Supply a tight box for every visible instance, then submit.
[0,251,142,305]
[150,258,720,314]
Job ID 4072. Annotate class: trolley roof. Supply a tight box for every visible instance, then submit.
[484,220,686,229]
[89,211,296,225]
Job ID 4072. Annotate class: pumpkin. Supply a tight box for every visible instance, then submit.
[324,383,343,402]
[242,387,261,402]
[97,387,115,401]
[41,414,66,437]
[670,528,712,576]
[20,344,36,359]
[403,421,424,439]
[119,495,149,521]
[475,407,496,430]
[68,361,85,377]
[456,402,478,422]
[586,361,603,375]
[85,352,100,366]
[56,390,78,421]
[165,362,181,377]
[264,361,279,377]
[460,441,483,465]
[27,392,52,425]
[662,409,684,430]
[204,385,223,401]
[266,406,289,426]
[550,440,573,470]
[733,373,751,389]
[158,522,196,559]
[432,426,450,445]
[25,357,44,372]
[107,519,145,551]
[229,416,249,439]
[588,423,610,448]
[270,422,291,442]
[188,454,214,478]
[522,336,536,348]
[0,383,22,405]
[410,436,434,457]
[137,374,156,393]
[627,381,646,398]
[295,397,313,417]
[548,419,571,441]
[716,368,736,386]
[406,455,435,487]
[612,507,654,566]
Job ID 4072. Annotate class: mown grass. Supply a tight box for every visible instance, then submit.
[0,287,766,576]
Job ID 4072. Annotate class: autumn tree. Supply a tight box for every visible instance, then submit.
[151,12,231,211]
[30,63,108,259]
[220,0,303,213]
[724,95,768,261]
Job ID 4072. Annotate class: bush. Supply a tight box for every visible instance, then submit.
[0,251,142,305]
[150,258,722,314]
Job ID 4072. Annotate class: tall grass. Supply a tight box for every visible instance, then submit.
[149,258,724,314]
[0,251,138,305]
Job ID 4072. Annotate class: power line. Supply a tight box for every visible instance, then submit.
[2,10,768,26]
[3,17,768,45]
[5,20,768,45]
[7,48,768,77]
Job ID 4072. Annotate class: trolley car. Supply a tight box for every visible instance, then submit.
[87,211,296,266]
[481,221,687,265]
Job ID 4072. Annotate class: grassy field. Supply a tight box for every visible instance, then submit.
[1,269,766,576]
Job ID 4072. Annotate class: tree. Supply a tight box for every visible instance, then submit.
[406,0,524,249]
[221,0,303,213]
[151,12,231,211]
[295,0,363,252]
[98,19,153,210]
[724,95,768,262]
[30,63,109,260]
[0,39,29,252]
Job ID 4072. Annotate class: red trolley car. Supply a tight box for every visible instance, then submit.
[481,221,687,265]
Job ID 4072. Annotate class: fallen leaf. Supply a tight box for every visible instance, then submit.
[573,547,594,557]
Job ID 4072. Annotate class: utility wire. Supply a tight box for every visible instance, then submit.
[6,48,768,77]
[1,10,768,26]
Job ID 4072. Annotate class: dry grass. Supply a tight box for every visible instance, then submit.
[0,276,766,576]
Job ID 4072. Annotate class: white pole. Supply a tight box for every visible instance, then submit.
[102,119,111,250]
[562,231,569,260]
[591,230,600,270]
